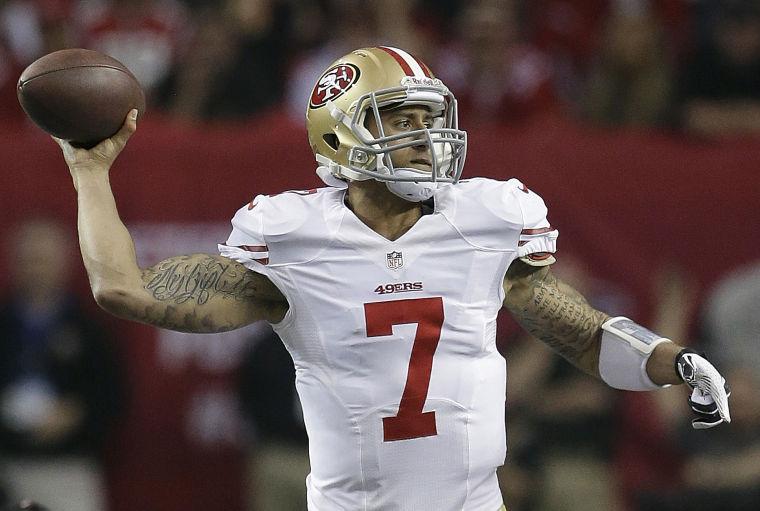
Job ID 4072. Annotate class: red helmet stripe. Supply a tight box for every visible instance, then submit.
[378,46,414,75]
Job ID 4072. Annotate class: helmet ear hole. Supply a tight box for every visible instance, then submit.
[323,134,339,150]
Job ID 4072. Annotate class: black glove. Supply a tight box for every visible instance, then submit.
[675,348,731,429]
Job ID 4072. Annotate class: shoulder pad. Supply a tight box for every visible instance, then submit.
[436,178,522,250]
[221,187,339,266]
[436,178,557,257]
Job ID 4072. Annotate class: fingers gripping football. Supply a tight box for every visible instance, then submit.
[53,109,137,172]
[675,349,731,429]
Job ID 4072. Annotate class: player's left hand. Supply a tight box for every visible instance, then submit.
[675,349,731,429]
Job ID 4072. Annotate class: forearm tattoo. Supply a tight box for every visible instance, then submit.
[505,267,608,373]
[139,302,233,333]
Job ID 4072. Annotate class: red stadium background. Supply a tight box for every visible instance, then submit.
[1,110,758,510]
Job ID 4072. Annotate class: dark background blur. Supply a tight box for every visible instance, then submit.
[1,1,759,510]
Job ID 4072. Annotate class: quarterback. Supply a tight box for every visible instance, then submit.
[54,47,730,510]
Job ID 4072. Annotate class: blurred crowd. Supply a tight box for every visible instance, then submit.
[0,219,125,511]
[2,1,760,511]
[2,0,760,136]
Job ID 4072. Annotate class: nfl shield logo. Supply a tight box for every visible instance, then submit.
[387,251,404,270]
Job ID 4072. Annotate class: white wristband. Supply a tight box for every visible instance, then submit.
[598,316,670,391]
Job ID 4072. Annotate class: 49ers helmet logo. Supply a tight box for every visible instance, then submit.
[310,63,361,108]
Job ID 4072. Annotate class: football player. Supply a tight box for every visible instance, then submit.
[53,47,729,511]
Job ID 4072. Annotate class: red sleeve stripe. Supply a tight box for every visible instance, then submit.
[378,46,430,77]
[520,226,555,236]
[240,245,269,264]
[527,253,553,261]
[240,245,268,253]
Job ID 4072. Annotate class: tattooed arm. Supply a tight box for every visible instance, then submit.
[56,113,286,332]
[96,254,287,332]
[503,260,685,383]
[502,261,607,376]
[77,195,286,332]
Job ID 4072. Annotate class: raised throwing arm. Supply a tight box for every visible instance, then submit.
[54,110,287,332]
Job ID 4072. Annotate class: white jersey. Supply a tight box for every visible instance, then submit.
[219,178,557,511]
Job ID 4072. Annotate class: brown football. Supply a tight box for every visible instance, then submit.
[17,48,145,148]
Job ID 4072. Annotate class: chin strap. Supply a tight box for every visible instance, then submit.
[316,155,441,201]
[385,170,440,202]
[315,159,349,189]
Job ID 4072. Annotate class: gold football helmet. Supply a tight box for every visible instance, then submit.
[306,46,467,201]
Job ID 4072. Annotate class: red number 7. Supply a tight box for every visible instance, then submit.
[364,297,444,442]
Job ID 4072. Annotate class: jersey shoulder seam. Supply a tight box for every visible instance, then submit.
[439,191,517,253]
